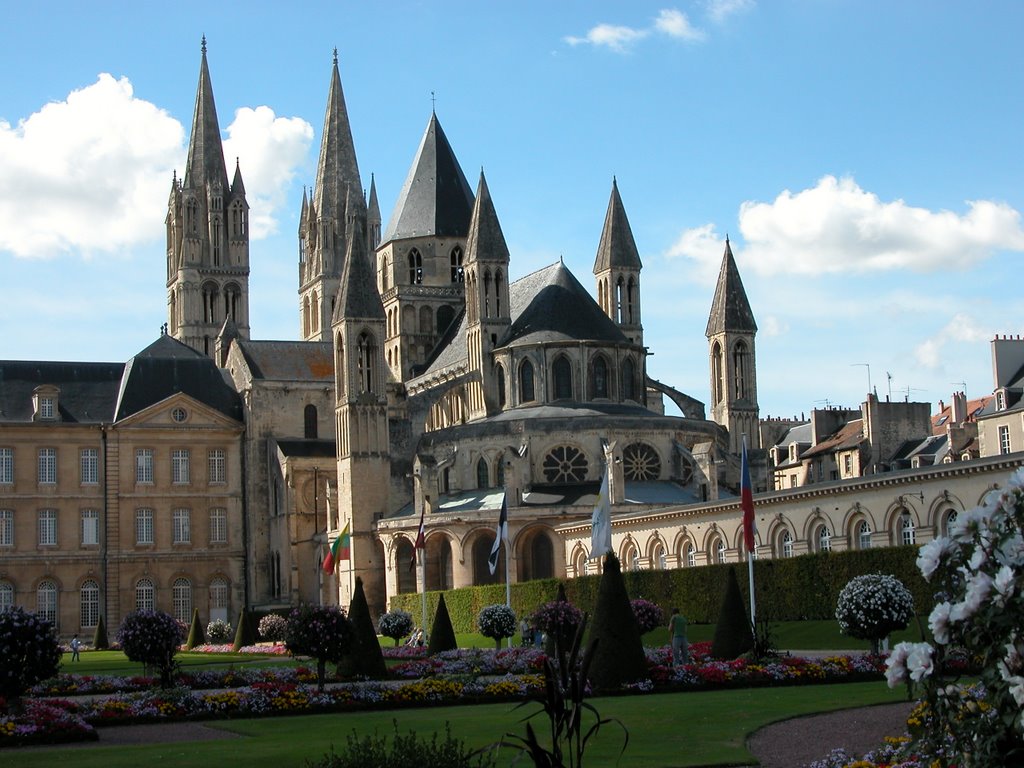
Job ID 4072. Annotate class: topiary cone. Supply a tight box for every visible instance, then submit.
[587,554,648,690]
[232,609,252,652]
[343,577,388,678]
[711,566,754,659]
[185,607,205,649]
[426,594,458,655]
[92,615,109,650]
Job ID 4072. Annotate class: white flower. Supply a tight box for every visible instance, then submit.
[885,642,912,688]
[996,532,1024,568]
[951,571,994,622]
[994,564,1016,604]
[917,537,954,581]
[929,601,953,645]
[906,643,935,682]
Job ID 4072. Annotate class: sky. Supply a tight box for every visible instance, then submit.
[1,1,1022,422]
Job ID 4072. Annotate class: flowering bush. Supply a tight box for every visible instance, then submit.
[206,619,233,644]
[258,614,287,642]
[883,469,1024,764]
[630,598,664,635]
[0,607,62,711]
[285,604,354,690]
[378,609,414,646]
[116,610,185,689]
[835,573,914,653]
[530,598,583,643]
[477,605,516,649]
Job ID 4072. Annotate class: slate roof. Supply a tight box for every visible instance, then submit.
[235,340,334,381]
[277,439,338,458]
[0,360,124,423]
[312,53,363,233]
[183,38,230,193]
[706,238,757,336]
[114,335,242,422]
[465,171,509,265]
[335,214,385,321]
[800,419,864,459]
[592,179,642,272]
[381,113,475,243]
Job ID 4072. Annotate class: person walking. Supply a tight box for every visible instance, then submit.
[70,634,81,662]
[669,608,689,666]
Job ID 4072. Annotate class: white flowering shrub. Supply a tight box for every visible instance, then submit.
[206,619,233,643]
[258,614,287,642]
[835,573,914,653]
[477,604,517,649]
[378,609,414,647]
[885,469,1024,763]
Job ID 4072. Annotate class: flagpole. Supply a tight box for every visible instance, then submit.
[743,435,756,628]
[419,550,427,641]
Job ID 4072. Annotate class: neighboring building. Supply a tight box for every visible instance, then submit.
[978,335,1024,458]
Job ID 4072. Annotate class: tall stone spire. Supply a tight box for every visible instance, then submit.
[367,173,381,250]
[166,37,250,359]
[593,178,643,346]
[706,237,757,337]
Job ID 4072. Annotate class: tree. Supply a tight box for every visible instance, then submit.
[477,604,517,650]
[116,610,185,689]
[342,577,387,678]
[91,615,109,650]
[427,594,458,655]
[711,567,754,660]
[258,613,288,643]
[0,606,62,713]
[185,608,205,649]
[835,573,914,655]
[586,554,648,690]
[285,604,354,691]
[378,609,414,646]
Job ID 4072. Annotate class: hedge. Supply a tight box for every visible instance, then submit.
[389,545,931,634]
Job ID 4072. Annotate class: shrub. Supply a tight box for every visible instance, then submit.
[477,604,517,649]
[206,619,233,644]
[91,615,109,650]
[711,567,754,659]
[630,598,664,635]
[0,606,62,712]
[309,722,495,768]
[885,468,1024,764]
[185,608,204,650]
[379,609,415,646]
[587,554,648,690]
[343,577,387,679]
[533,585,583,656]
[835,573,914,654]
[116,610,185,689]
[285,604,354,691]
[258,614,287,642]
[232,609,257,652]
[427,595,458,655]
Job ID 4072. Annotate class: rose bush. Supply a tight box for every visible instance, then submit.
[630,598,664,635]
[835,573,914,654]
[206,619,233,644]
[116,610,185,689]
[258,614,287,642]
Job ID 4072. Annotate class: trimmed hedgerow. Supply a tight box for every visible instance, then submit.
[389,546,930,634]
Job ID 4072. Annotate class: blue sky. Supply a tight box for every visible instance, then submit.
[1,2,1022,421]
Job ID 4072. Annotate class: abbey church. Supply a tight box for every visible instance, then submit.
[9,41,1007,636]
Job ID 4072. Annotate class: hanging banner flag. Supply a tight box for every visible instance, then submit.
[488,493,509,575]
[409,507,426,572]
[589,470,611,559]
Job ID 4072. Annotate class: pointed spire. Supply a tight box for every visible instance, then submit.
[298,186,309,234]
[382,112,474,243]
[706,238,757,336]
[465,170,509,265]
[593,178,642,273]
[335,213,384,323]
[183,37,229,191]
[313,49,362,227]
[367,173,380,225]
[231,157,245,195]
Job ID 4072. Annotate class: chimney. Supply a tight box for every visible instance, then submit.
[951,391,967,424]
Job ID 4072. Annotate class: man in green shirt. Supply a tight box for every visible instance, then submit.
[669,608,689,666]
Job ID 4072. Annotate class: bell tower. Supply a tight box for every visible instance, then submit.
[593,178,643,348]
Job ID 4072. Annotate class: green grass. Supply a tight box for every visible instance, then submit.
[60,650,299,677]
[8,681,906,767]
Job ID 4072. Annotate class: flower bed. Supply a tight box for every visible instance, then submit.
[0,700,96,747]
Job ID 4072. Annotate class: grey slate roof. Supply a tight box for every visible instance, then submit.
[592,179,642,272]
[236,340,334,381]
[335,215,385,322]
[465,171,509,266]
[183,39,230,193]
[312,53,363,232]
[706,238,757,336]
[381,113,474,243]
[0,360,124,423]
[114,335,242,422]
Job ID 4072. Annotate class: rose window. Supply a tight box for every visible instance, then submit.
[622,443,661,481]
[542,445,588,483]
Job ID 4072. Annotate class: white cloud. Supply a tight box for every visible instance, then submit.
[663,221,730,283]
[0,74,183,258]
[914,314,992,369]
[705,0,755,24]
[655,9,706,41]
[736,175,1024,275]
[222,106,313,240]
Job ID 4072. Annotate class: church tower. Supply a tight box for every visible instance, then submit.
[706,238,760,452]
[331,199,389,612]
[376,112,474,382]
[299,50,364,342]
[166,37,250,358]
[593,178,643,348]
[463,171,511,419]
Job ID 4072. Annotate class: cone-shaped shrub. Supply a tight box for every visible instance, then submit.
[342,577,387,678]
[711,566,754,659]
[185,608,205,649]
[586,554,648,690]
[232,609,255,652]
[426,594,458,655]
[92,615,109,650]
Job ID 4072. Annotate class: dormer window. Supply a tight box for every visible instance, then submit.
[32,386,60,422]
[997,390,1006,410]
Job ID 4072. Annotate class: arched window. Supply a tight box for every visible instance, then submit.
[135,578,155,611]
[857,520,872,550]
[781,530,793,558]
[615,277,624,323]
[591,356,609,399]
[520,360,535,403]
[37,580,57,626]
[419,306,433,335]
[686,542,696,568]
[622,358,636,401]
[715,539,727,564]
[526,533,555,581]
[622,443,661,481]
[80,579,100,627]
[209,577,229,622]
[450,247,464,282]
[626,277,636,324]
[496,364,507,407]
[495,271,503,316]
[900,512,916,546]
[476,457,489,489]
[408,249,423,284]
[483,271,492,317]
[473,535,503,585]
[495,453,505,488]
[573,547,587,577]
[622,542,639,571]
[357,332,375,393]
[542,445,589,483]
[396,539,416,594]
[651,542,666,570]
[0,581,13,612]
[437,305,455,335]
[711,341,724,405]
[304,404,318,439]
[172,578,192,623]
[817,525,832,553]
[552,356,573,400]
[941,509,958,537]
[733,340,750,400]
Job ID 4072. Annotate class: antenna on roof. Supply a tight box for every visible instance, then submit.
[852,363,872,397]
[951,381,967,396]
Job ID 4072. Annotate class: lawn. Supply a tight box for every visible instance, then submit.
[60,650,299,677]
[9,681,907,767]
